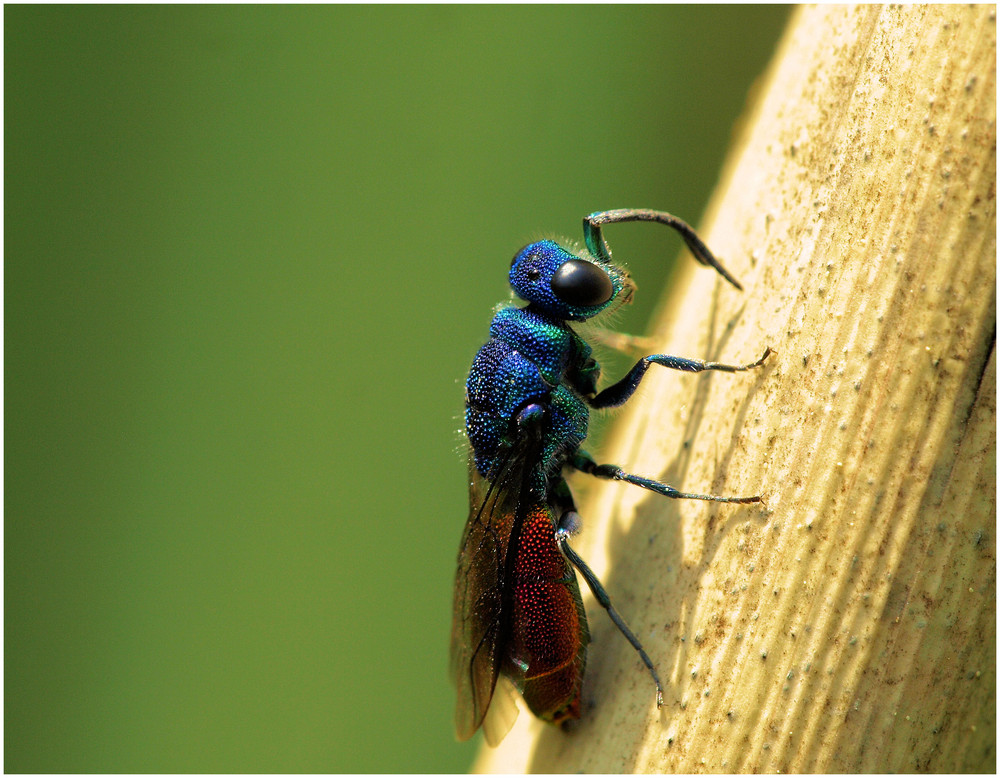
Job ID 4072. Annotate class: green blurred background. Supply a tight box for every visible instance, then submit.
[6,5,788,772]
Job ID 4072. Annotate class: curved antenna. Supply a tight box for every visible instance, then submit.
[583,208,744,291]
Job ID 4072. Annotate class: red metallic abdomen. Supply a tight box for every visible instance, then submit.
[511,504,590,724]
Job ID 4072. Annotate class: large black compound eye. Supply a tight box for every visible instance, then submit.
[551,259,614,307]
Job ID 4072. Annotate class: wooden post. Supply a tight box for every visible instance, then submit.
[474,5,996,772]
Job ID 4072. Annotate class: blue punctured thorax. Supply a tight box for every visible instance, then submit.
[465,304,596,493]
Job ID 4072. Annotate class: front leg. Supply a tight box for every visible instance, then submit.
[588,347,772,409]
[587,327,658,356]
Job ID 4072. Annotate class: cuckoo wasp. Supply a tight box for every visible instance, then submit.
[451,208,770,744]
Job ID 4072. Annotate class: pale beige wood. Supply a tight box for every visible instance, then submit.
[473,5,996,773]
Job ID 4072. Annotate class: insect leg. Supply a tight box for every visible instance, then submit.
[589,347,772,410]
[555,515,664,709]
[583,208,743,290]
[587,327,658,356]
[570,450,761,504]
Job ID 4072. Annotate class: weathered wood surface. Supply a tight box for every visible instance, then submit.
[474,5,996,772]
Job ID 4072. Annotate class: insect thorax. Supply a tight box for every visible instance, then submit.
[466,305,591,487]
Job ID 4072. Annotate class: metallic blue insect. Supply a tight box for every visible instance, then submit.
[451,208,771,745]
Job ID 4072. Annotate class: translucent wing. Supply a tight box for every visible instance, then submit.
[450,440,535,743]
[481,675,521,747]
